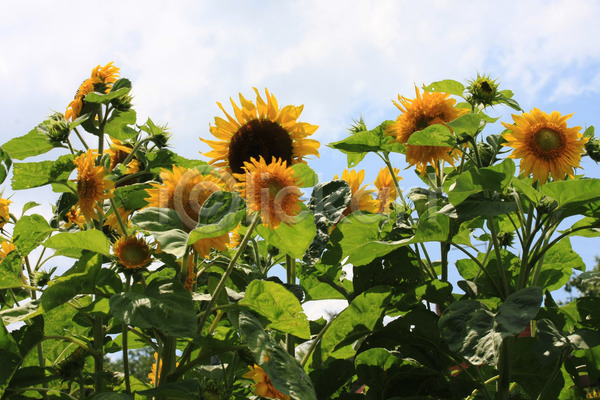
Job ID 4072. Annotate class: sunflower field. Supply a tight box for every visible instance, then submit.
[1,63,600,400]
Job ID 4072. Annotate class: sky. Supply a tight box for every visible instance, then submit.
[1,0,600,311]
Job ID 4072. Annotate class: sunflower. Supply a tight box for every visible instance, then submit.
[243,364,290,400]
[65,62,120,121]
[113,235,152,270]
[148,353,179,386]
[235,156,303,229]
[0,198,12,229]
[105,139,140,174]
[501,108,587,184]
[201,88,320,175]
[0,240,16,261]
[334,169,378,218]
[63,206,86,229]
[73,149,115,221]
[144,166,231,258]
[374,167,402,214]
[387,86,468,175]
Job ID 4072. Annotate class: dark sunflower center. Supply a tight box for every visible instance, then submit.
[122,243,149,266]
[535,128,562,152]
[479,81,493,94]
[228,119,293,174]
[415,116,433,131]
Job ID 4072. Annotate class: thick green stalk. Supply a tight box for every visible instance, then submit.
[496,337,515,400]
[92,315,104,392]
[122,275,132,394]
[285,254,296,356]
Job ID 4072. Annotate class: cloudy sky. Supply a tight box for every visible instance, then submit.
[1,0,600,304]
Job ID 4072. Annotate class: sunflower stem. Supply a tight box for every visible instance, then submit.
[285,254,296,357]
[119,137,152,172]
[122,275,132,394]
[73,127,89,150]
[109,198,129,237]
[197,212,261,334]
[92,315,104,392]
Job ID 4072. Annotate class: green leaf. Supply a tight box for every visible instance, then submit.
[236,310,317,400]
[1,128,54,160]
[422,79,465,96]
[446,113,484,140]
[240,280,310,339]
[448,158,516,205]
[0,300,42,324]
[511,177,542,205]
[110,278,196,337]
[536,238,584,291]
[21,201,41,215]
[540,179,600,209]
[13,214,54,256]
[11,154,75,190]
[406,124,455,147]
[415,279,453,304]
[0,252,24,289]
[131,207,189,258]
[84,86,131,104]
[113,183,151,210]
[44,230,111,256]
[291,163,318,188]
[40,253,111,312]
[439,195,518,221]
[104,109,137,140]
[256,205,316,259]
[136,381,200,400]
[495,287,543,336]
[187,191,246,244]
[334,212,388,266]
[0,320,21,396]
[319,286,391,363]
[90,393,134,400]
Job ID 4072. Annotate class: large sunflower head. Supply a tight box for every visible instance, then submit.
[65,62,120,121]
[144,166,232,258]
[386,86,468,175]
[236,156,303,229]
[501,108,587,184]
[201,88,320,175]
[113,235,152,270]
[73,149,115,221]
[0,198,12,229]
[334,169,378,218]
[242,364,290,400]
[374,167,402,214]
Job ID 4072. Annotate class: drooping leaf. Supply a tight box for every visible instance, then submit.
[256,205,316,259]
[104,109,138,140]
[291,163,318,188]
[188,191,246,244]
[422,79,465,96]
[1,128,54,160]
[237,310,317,400]
[240,280,310,339]
[44,230,111,256]
[448,158,515,205]
[13,214,54,256]
[131,207,188,258]
[407,124,455,147]
[110,278,196,337]
[495,287,543,336]
[11,154,75,190]
[0,320,21,396]
[536,238,584,291]
[113,183,151,210]
[84,85,131,104]
[540,179,600,210]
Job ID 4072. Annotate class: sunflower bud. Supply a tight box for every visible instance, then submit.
[537,196,559,214]
[38,113,70,144]
[466,74,500,108]
[348,116,367,134]
[56,348,86,381]
[497,231,515,248]
[585,137,600,163]
[110,93,134,112]
[201,379,227,400]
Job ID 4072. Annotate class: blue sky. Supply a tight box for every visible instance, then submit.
[1,0,600,306]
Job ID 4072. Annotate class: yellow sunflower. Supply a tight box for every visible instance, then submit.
[502,108,587,184]
[374,167,402,214]
[235,156,303,229]
[63,206,86,229]
[201,88,320,174]
[243,364,290,400]
[144,166,231,258]
[387,86,468,175]
[73,149,115,221]
[0,240,16,261]
[334,169,378,218]
[148,353,179,386]
[0,198,12,229]
[113,235,152,270]
[65,62,120,121]
[105,139,140,174]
